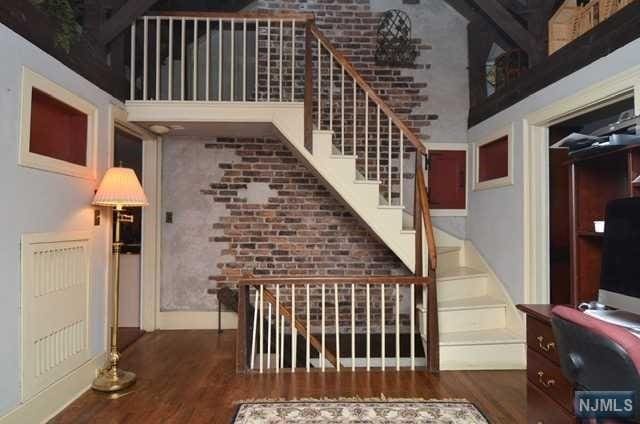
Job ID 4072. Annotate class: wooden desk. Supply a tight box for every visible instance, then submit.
[517,304,576,424]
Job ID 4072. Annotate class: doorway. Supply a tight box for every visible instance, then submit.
[114,126,145,350]
[547,97,635,304]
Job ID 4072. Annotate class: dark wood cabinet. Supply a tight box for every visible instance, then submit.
[518,304,576,424]
[428,150,466,210]
[568,146,640,305]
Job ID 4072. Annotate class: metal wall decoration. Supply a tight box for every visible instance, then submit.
[375,9,418,67]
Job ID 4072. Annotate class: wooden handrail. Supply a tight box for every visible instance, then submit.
[149,11,315,21]
[239,275,433,285]
[416,164,437,270]
[260,286,340,369]
[309,23,425,154]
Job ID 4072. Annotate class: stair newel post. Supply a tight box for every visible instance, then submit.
[304,18,314,152]
[236,282,250,373]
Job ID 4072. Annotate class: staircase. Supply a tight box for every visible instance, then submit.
[126,11,523,371]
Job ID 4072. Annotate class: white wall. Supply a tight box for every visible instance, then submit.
[0,24,114,415]
[468,37,640,303]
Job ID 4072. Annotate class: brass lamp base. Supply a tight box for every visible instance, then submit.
[91,368,136,393]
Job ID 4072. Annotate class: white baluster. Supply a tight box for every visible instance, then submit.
[365,93,369,180]
[181,18,186,100]
[259,285,264,373]
[267,302,272,369]
[321,283,325,372]
[381,283,385,370]
[155,17,160,100]
[280,316,285,369]
[218,18,222,101]
[306,284,310,372]
[334,283,340,372]
[388,118,392,206]
[168,17,173,101]
[255,19,259,101]
[267,19,271,101]
[317,39,321,128]
[396,283,400,370]
[250,287,259,370]
[341,66,345,154]
[243,18,247,101]
[291,284,296,371]
[279,19,283,101]
[366,283,370,371]
[400,131,404,207]
[353,80,356,153]
[275,284,280,373]
[193,19,198,100]
[206,19,210,101]
[143,17,148,100]
[351,283,355,371]
[377,105,380,181]
[230,18,235,101]
[410,283,415,370]
[291,21,295,102]
[130,22,136,100]
[329,54,333,130]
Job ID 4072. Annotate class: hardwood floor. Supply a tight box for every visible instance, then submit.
[52,330,526,423]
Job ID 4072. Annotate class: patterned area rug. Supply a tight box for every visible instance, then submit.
[232,399,489,423]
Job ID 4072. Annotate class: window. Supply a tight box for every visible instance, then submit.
[19,68,97,179]
[473,126,513,190]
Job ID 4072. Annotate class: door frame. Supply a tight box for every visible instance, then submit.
[522,66,640,304]
[108,104,161,333]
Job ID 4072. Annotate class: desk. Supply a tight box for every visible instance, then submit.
[517,304,576,424]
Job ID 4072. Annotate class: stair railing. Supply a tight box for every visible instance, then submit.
[236,275,434,373]
[129,11,312,102]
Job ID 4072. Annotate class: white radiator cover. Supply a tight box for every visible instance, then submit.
[21,231,92,401]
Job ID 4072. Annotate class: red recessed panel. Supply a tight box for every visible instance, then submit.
[478,136,509,182]
[428,150,466,210]
[29,88,88,166]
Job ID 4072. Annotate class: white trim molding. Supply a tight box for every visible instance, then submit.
[157,311,238,330]
[0,354,105,424]
[472,124,514,191]
[19,67,98,180]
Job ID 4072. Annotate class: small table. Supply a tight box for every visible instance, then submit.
[517,304,576,424]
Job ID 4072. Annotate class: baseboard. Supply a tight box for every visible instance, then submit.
[0,353,106,424]
[157,311,238,330]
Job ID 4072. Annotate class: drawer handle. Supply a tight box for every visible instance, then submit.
[537,370,556,388]
[537,336,555,352]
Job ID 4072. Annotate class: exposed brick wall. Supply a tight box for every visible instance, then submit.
[254,0,432,142]
[161,136,411,328]
[204,136,409,282]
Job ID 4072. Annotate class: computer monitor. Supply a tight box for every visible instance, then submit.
[598,198,640,315]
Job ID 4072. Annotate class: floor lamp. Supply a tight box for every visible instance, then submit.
[92,166,148,392]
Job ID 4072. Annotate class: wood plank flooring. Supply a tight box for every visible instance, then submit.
[52,330,526,423]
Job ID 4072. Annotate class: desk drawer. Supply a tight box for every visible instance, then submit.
[527,348,573,412]
[527,316,560,364]
[527,382,575,424]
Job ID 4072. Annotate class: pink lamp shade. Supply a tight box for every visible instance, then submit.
[93,167,148,209]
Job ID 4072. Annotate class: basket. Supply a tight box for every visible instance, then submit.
[548,0,578,55]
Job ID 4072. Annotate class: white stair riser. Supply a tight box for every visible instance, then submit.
[437,276,488,301]
[439,343,526,370]
[437,250,461,271]
[438,305,506,333]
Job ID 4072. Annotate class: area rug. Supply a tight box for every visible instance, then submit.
[232,399,489,423]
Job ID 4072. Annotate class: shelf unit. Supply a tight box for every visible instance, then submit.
[569,145,640,304]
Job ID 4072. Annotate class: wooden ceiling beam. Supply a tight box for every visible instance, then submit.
[471,0,538,57]
[98,0,161,45]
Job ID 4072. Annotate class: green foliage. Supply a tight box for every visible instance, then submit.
[30,0,81,52]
